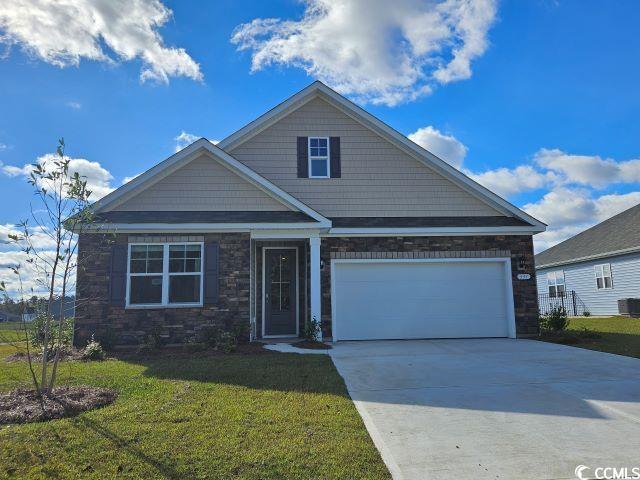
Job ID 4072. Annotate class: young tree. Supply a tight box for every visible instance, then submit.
[0,139,95,396]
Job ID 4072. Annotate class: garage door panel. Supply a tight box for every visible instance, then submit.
[333,260,512,341]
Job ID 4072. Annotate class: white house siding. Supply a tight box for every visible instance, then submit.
[537,252,640,315]
[113,154,290,212]
[229,97,504,218]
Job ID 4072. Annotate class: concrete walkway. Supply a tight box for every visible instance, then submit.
[330,339,640,480]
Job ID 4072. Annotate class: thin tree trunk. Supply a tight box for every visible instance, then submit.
[48,252,72,393]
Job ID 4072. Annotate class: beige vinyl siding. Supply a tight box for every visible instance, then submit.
[229,97,503,217]
[114,154,291,212]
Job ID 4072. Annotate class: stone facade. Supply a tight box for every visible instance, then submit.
[75,232,250,347]
[320,235,539,337]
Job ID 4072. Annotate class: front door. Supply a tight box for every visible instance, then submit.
[264,248,297,336]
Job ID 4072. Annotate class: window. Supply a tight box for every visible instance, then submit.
[127,243,203,307]
[547,270,565,297]
[308,137,330,178]
[594,263,613,290]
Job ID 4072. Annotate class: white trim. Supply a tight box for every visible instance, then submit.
[325,226,544,236]
[91,138,330,227]
[126,241,204,309]
[218,81,545,230]
[536,245,640,270]
[546,270,565,297]
[308,137,330,179]
[330,257,517,342]
[262,246,300,338]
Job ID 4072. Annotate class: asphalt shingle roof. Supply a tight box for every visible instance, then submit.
[535,202,640,268]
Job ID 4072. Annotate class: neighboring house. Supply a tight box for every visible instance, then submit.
[0,311,20,322]
[74,81,545,347]
[535,203,640,316]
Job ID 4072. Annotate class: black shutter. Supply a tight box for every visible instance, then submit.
[297,137,308,178]
[109,244,127,306]
[330,137,341,178]
[204,242,219,304]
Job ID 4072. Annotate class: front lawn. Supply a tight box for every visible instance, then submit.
[539,316,640,359]
[0,351,389,479]
[0,322,25,343]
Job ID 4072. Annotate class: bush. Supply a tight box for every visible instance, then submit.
[583,310,591,317]
[95,328,117,351]
[302,316,321,342]
[82,335,105,361]
[199,325,221,348]
[540,307,569,332]
[28,313,73,354]
[215,331,237,354]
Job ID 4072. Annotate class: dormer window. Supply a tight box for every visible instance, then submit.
[308,137,330,178]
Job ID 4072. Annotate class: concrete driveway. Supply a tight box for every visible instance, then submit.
[330,339,640,480]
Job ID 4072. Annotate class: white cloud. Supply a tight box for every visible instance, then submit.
[468,165,557,198]
[0,0,202,84]
[122,173,142,184]
[533,148,640,188]
[66,101,82,110]
[0,143,7,151]
[174,131,200,152]
[408,126,467,168]
[231,0,497,106]
[524,188,640,252]
[0,249,77,296]
[0,223,57,251]
[2,153,115,200]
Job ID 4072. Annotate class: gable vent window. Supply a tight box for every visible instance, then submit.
[594,263,613,290]
[308,137,330,178]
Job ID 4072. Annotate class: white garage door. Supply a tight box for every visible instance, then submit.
[332,260,514,341]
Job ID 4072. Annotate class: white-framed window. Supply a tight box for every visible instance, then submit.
[127,242,203,307]
[547,270,565,297]
[308,137,330,178]
[594,263,613,290]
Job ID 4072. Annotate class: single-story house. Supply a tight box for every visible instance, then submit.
[74,81,545,346]
[535,202,640,316]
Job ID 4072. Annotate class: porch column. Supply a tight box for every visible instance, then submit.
[309,236,322,341]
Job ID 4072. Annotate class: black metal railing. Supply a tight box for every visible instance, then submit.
[538,290,587,316]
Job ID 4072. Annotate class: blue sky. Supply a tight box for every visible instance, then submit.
[1,0,639,292]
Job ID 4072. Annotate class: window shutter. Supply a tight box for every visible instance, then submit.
[109,245,127,306]
[297,137,308,178]
[204,242,219,304]
[329,137,341,178]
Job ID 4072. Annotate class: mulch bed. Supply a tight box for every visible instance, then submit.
[0,386,117,425]
[292,340,332,350]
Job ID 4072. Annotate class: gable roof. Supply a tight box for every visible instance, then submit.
[535,202,640,269]
[218,81,545,231]
[91,139,330,226]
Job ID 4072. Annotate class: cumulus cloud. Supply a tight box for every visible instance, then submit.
[0,0,202,84]
[468,165,557,198]
[0,223,57,251]
[66,101,82,110]
[2,153,115,200]
[524,189,640,252]
[231,0,497,106]
[408,126,467,168]
[174,131,200,152]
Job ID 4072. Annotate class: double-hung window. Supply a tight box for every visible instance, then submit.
[308,137,330,178]
[127,243,203,307]
[594,263,613,290]
[547,270,565,297]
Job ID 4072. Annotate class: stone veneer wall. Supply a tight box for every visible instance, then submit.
[74,232,250,347]
[320,235,539,338]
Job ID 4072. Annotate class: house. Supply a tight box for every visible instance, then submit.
[74,81,545,346]
[535,202,640,316]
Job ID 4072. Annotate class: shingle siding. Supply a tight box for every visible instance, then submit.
[112,153,290,212]
[537,252,640,316]
[229,97,505,218]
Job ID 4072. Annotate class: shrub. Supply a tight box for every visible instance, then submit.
[232,322,250,343]
[215,331,237,353]
[540,307,569,332]
[199,325,221,348]
[302,316,321,342]
[583,310,591,317]
[82,335,105,361]
[95,328,117,351]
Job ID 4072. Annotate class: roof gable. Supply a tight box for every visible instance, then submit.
[535,203,640,268]
[218,81,545,230]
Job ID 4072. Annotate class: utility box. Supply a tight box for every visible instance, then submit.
[618,298,640,317]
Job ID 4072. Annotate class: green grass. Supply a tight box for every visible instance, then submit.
[0,351,389,479]
[562,316,640,358]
